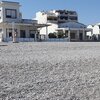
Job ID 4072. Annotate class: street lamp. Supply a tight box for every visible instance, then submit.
[12,22,18,43]
[68,27,70,42]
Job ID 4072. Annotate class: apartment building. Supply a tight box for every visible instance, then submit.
[0,1,47,42]
[36,10,78,23]
[36,10,92,41]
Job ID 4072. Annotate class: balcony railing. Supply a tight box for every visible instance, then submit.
[3,38,35,42]
[47,20,58,23]
[4,19,37,24]
[47,13,58,17]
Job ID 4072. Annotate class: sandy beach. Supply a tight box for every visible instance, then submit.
[0,42,100,100]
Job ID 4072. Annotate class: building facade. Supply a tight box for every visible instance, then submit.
[35,10,92,41]
[0,1,45,42]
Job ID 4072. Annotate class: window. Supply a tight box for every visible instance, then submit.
[20,30,26,38]
[69,16,78,21]
[12,10,16,18]
[0,29,2,33]
[60,16,64,19]
[68,11,76,15]
[70,33,76,39]
[29,30,35,38]
[60,12,63,14]
[65,17,68,20]
[6,9,11,18]
[0,9,1,19]
[47,17,57,21]
[98,25,100,29]
[5,9,17,19]
[6,28,17,38]
[6,28,12,38]
[9,32,12,37]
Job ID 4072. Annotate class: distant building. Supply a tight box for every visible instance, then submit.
[36,10,78,24]
[0,1,46,42]
[87,23,100,40]
[35,10,92,41]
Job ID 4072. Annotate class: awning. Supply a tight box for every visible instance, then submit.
[56,28,92,31]
[3,22,51,28]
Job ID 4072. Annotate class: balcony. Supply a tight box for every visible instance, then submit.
[58,16,68,23]
[47,13,58,17]
[47,20,58,23]
[47,17,58,23]
[58,13,68,16]
[56,10,77,16]
[68,16,78,21]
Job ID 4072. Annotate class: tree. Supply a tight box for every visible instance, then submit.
[92,34,97,41]
[48,33,57,38]
[57,32,65,38]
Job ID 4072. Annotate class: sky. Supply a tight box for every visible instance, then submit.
[3,0,100,25]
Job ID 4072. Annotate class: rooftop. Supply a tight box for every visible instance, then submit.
[1,1,19,4]
[41,9,77,13]
[59,21,86,28]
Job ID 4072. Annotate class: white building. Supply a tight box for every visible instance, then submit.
[87,25,93,36]
[35,10,92,41]
[0,1,47,42]
[87,23,100,40]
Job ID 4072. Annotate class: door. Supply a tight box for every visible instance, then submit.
[70,33,76,39]
[79,33,83,40]
[20,30,26,38]
[29,30,35,38]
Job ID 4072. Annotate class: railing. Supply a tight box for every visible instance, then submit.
[3,38,35,42]
[47,38,70,42]
[3,37,70,42]
[18,38,35,42]
[4,19,37,24]
[21,19,37,24]
[47,13,58,17]
[47,20,58,23]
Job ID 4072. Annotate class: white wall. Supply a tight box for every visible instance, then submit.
[0,7,3,22]
[87,25,93,36]
[93,25,99,35]
[36,12,58,35]
[36,12,47,24]
[87,24,100,36]
[40,23,58,35]
[48,23,58,34]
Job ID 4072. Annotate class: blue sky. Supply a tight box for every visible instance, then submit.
[4,0,100,25]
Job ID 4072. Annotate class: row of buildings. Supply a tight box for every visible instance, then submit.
[35,10,92,41]
[0,1,98,42]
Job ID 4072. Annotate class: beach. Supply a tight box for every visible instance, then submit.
[0,42,100,100]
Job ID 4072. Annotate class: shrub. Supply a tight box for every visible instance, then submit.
[48,33,57,38]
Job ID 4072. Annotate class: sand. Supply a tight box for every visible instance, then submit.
[0,42,100,100]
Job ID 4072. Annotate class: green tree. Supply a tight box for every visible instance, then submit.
[48,33,57,38]
[57,32,65,38]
